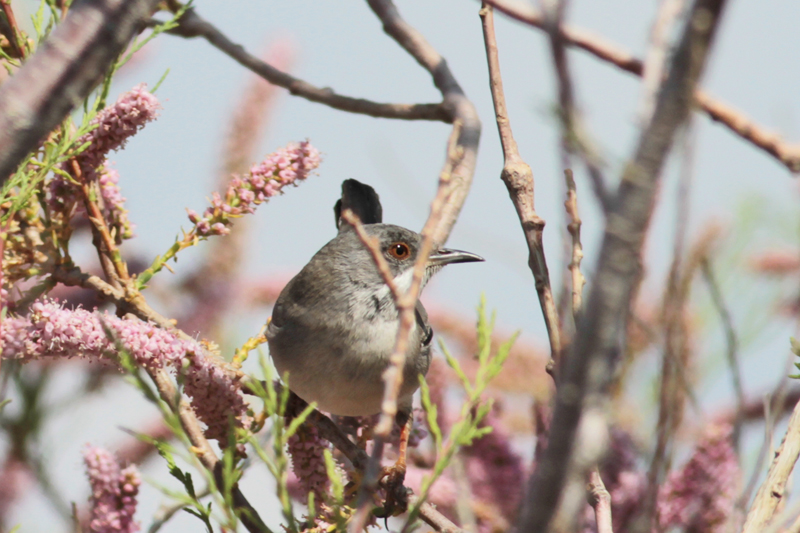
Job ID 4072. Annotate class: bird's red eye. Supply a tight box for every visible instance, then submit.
[388,242,411,260]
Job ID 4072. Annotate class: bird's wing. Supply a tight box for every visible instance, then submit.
[415,301,433,348]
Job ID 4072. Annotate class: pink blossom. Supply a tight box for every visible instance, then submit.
[182,349,252,446]
[48,84,158,232]
[83,446,141,533]
[657,424,739,532]
[0,299,194,369]
[463,409,525,522]
[287,424,330,503]
[98,166,135,240]
[1,300,250,446]
[76,84,160,170]
[189,141,321,237]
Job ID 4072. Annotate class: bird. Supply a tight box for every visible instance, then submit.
[267,179,482,422]
[266,179,482,513]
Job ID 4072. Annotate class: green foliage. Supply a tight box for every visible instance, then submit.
[408,295,516,529]
[789,337,800,379]
[146,437,214,533]
[246,358,317,533]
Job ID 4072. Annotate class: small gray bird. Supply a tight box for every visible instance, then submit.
[267,179,483,425]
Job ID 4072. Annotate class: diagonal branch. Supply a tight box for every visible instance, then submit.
[155,8,449,122]
[742,397,800,532]
[0,0,163,183]
[517,0,728,531]
[483,0,800,173]
[366,0,481,247]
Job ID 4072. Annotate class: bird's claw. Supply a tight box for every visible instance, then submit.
[373,464,410,520]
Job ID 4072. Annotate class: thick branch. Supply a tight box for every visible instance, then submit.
[0,0,161,182]
[517,1,728,531]
[157,8,448,122]
[483,0,800,173]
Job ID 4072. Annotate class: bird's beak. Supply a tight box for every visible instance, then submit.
[428,248,484,266]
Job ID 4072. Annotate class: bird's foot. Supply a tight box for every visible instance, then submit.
[373,462,410,519]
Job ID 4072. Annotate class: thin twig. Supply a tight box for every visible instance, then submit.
[588,468,613,533]
[641,122,697,527]
[0,0,25,59]
[701,257,744,448]
[566,172,610,532]
[564,169,585,322]
[479,2,562,376]
[366,0,481,245]
[483,7,610,530]
[71,159,130,285]
[0,0,164,182]
[482,0,800,173]
[517,1,728,530]
[742,397,800,532]
[156,8,447,122]
[343,128,463,531]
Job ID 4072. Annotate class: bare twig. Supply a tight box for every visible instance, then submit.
[342,127,463,531]
[0,0,163,182]
[641,123,697,527]
[365,0,480,246]
[482,7,610,530]
[588,468,613,533]
[482,0,800,173]
[564,169,585,321]
[517,1,728,531]
[742,397,800,532]
[161,0,480,245]
[156,8,447,122]
[480,2,561,375]
[0,0,25,59]
[701,257,744,448]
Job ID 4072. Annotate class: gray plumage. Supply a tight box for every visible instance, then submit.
[267,180,482,419]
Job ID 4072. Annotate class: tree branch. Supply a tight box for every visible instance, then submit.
[366,0,481,246]
[479,2,562,374]
[155,8,449,122]
[742,397,800,532]
[517,0,728,530]
[483,0,800,173]
[0,0,162,182]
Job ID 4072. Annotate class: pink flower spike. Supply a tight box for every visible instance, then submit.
[75,84,160,173]
[83,446,141,533]
[657,423,740,532]
[186,140,321,238]
[287,424,331,503]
